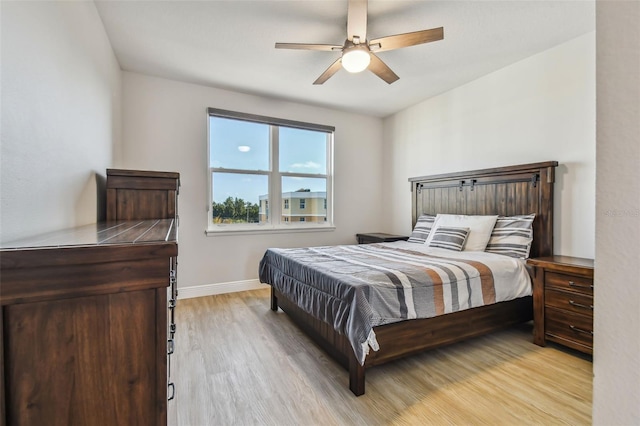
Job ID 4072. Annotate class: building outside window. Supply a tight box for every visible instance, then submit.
[208,108,333,232]
[276,190,326,223]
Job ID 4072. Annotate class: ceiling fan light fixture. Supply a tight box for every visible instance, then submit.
[341,46,370,73]
[275,0,444,84]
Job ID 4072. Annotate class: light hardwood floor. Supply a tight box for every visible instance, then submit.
[172,288,592,426]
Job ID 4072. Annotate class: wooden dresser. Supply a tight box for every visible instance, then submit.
[1,169,180,426]
[106,168,180,421]
[0,220,176,425]
[528,256,594,355]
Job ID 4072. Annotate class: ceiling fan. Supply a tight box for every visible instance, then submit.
[275,0,444,85]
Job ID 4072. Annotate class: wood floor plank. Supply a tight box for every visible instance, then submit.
[173,288,592,425]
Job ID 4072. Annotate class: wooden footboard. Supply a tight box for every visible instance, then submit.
[272,286,532,396]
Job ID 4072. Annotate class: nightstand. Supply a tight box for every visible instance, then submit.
[528,256,594,355]
[356,233,409,244]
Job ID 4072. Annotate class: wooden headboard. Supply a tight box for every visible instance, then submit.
[409,161,558,258]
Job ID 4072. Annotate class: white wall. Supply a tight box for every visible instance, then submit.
[593,1,640,423]
[120,72,384,292]
[0,1,121,243]
[382,33,596,259]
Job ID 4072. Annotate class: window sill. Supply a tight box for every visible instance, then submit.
[205,225,336,237]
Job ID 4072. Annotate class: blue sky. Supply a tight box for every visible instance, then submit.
[210,117,327,204]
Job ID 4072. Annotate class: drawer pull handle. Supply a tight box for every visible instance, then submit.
[569,300,594,310]
[167,382,175,401]
[568,281,593,290]
[569,325,593,336]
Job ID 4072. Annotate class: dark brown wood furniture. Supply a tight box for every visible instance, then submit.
[0,220,177,426]
[106,168,180,417]
[106,167,180,321]
[527,256,594,355]
[106,168,180,221]
[1,168,180,425]
[271,161,558,395]
[356,233,409,244]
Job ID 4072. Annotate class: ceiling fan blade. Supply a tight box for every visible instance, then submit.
[313,58,343,85]
[368,53,399,84]
[369,27,444,53]
[347,0,367,43]
[275,43,342,51]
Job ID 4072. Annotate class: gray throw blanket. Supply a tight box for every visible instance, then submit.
[259,243,497,365]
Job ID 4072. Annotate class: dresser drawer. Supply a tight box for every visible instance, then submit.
[545,288,594,318]
[546,272,593,295]
[545,307,593,350]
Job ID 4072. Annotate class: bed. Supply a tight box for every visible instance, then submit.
[259,161,558,395]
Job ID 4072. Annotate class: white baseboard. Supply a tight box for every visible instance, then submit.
[177,279,266,299]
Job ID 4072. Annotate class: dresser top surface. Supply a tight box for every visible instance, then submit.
[527,255,594,270]
[1,219,177,251]
[106,168,180,179]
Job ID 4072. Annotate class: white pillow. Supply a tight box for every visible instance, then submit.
[425,214,498,251]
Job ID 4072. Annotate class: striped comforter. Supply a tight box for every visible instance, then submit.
[259,241,531,365]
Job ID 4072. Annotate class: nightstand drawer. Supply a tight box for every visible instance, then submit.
[545,307,593,349]
[545,288,594,317]
[546,272,593,295]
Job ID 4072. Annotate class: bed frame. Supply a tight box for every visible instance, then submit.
[270,161,558,396]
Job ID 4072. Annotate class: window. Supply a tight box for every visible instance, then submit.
[208,108,334,233]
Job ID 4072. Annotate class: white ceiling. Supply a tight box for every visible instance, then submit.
[94,0,595,118]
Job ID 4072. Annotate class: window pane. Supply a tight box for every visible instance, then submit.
[211,172,268,224]
[281,176,326,224]
[279,127,327,174]
[210,117,269,171]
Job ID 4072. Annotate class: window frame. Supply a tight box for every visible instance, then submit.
[206,108,335,235]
